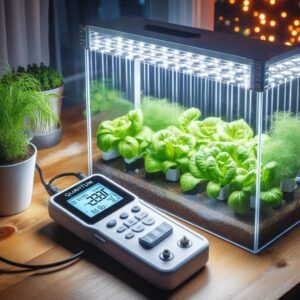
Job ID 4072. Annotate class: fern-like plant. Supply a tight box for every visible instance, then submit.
[0,65,57,163]
[262,112,300,180]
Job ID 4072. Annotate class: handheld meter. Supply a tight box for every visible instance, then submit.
[49,174,209,290]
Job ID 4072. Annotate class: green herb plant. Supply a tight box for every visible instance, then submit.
[18,63,63,91]
[0,67,57,163]
[262,112,300,180]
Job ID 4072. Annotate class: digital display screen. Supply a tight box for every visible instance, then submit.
[67,183,123,218]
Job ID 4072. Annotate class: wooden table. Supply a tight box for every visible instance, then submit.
[0,106,299,300]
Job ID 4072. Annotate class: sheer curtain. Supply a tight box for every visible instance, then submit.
[0,0,49,69]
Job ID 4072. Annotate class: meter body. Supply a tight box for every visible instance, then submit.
[49,174,209,290]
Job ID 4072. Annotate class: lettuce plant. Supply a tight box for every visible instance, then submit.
[97,109,153,160]
[180,145,236,195]
[145,127,196,174]
[228,160,282,214]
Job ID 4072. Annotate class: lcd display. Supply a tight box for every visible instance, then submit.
[67,183,123,218]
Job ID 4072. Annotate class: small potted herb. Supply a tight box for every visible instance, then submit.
[18,63,63,148]
[0,66,56,216]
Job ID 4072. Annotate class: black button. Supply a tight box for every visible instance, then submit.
[120,212,129,219]
[125,232,135,239]
[106,219,117,228]
[131,205,141,213]
[159,249,174,261]
[139,222,173,249]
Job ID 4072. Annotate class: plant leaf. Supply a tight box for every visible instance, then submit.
[180,173,201,192]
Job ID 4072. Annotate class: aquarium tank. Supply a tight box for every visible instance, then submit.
[83,17,300,253]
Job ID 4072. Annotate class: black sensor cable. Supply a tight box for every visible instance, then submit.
[0,164,87,270]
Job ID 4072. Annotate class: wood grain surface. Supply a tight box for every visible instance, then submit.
[0,106,299,300]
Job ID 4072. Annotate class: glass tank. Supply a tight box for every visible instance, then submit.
[83,17,300,253]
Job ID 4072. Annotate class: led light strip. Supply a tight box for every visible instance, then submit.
[268,54,300,87]
[89,31,251,88]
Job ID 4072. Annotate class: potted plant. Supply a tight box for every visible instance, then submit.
[0,67,56,216]
[18,63,64,148]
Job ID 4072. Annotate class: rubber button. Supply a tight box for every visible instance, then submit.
[131,224,145,233]
[131,205,141,213]
[135,211,148,221]
[120,212,129,219]
[123,218,138,228]
[125,232,135,239]
[117,226,127,233]
[106,219,117,228]
[142,217,155,226]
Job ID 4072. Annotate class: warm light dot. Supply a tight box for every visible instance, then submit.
[244,0,250,5]
[243,6,249,12]
[270,0,276,5]
[253,11,259,17]
[225,20,230,26]
[290,38,296,43]
[260,19,266,25]
[292,30,297,36]
[260,35,266,40]
[285,42,292,46]
[288,25,294,31]
[298,36,300,42]
[259,13,266,20]
[244,28,251,36]
[294,20,300,26]
[254,26,261,33]
[270,20,276,27]
[234,26,240,32]
[229,0,235,4]
[281,12,287,18]
[219,16,224,21]
[234,17,240,22]
[269,35,275,42]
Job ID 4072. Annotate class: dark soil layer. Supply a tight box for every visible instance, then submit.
[93,157,300,251]
[0,144,35,166]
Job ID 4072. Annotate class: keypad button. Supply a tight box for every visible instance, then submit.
[117,225,127,233]
[123,218,138,228]
[120,212,129,219]
[125,232,135,239]
[131,224,145,233]
[142,217,155,226]
[106,219,117,228]
[131,205,141,213]
[139,222,173,249]
[135,211,148,221]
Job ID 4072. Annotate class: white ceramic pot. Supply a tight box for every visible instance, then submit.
[0,143,37,216]
[217,185,230,201]
[165,168,180,182]
[280,178,297,193]
[34,85,63,135]
[102,149,119,161]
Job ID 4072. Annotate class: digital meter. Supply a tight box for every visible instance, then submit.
[49,174,209,290]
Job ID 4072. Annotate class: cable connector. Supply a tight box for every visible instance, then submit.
[76,172,87,180]
[46,185,61,196]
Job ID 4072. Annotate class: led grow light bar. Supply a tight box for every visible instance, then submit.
[89,31,251,88]
[268,54,300,86]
